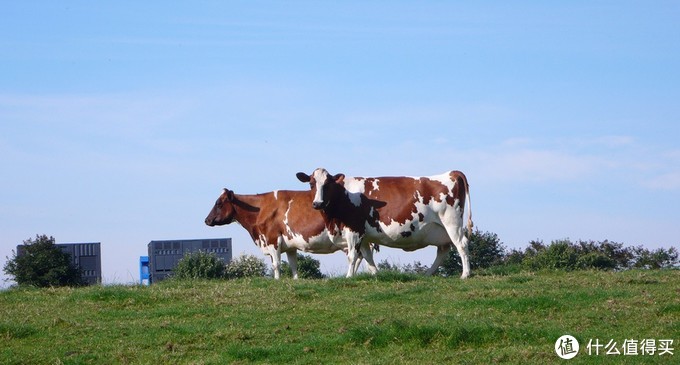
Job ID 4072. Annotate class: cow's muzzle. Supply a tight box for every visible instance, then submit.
[312,201,326,210]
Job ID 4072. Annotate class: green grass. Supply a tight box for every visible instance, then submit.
[1,270,678,364]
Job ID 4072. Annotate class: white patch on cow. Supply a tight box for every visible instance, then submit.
[343,177,365,207]
[283,199,294,234]
[255,234,268,250]
[343,177,366,194]
[311,168,329,206]
[274,190,279,200]
[371,178,380,192]
[430,172,456,194]
[345,192,361,207]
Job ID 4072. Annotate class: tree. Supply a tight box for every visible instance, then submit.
[376,259,400,272]
[401,261,428,274]
[631,246,679,269]
[3,235,83,287]
[575,240,631,270]
[173,251,226,280]
[523,239,579,271]
[439,229,506,276]
[281,254,326,279]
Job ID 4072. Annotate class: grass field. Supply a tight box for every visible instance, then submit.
[1,270,678,364]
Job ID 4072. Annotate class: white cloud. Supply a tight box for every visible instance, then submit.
[588,135,635,148]
[643,172,680,190]
[0,92,192,125]
[471,147,606,183]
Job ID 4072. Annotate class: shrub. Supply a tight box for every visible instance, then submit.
[3,235,84,287]
[368,233,678,276]
[225,254,267,279]
[523,240,579,271]
[576,252,617,270]
[631,246,679,269]
[280,254,325,279]
[376,259,400,272]
[173,251,226,280]
[402,261,428,274]
[505,249,526,266]
[439,229,506,276]
[576,240,632,269]
[375,260,430,275]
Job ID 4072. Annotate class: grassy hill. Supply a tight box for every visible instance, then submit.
[1,270,678,364]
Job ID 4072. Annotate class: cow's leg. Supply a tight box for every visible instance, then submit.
[342,247,364,275]
[287,251,299,280]
[426,244,451,276]
[440,210,471,279]
[343,229,362,278]
[454,235,471,279]
[358,241,378,275]
[267,245,282,280]
[351,252,364,275]
[354,252,363,275]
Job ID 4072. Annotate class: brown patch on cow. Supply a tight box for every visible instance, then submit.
[358,177,420,226]
[417,177,450,205]
[449,171,468,208]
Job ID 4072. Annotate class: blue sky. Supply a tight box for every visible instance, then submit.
[1,2,679,285]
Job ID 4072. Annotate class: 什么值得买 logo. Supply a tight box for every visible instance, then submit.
[555,335,580,359]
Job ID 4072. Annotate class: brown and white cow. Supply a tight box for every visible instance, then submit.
[204,188,378,279]
[296,168,473,278]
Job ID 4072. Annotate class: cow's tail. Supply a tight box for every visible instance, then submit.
[462,172,474,236]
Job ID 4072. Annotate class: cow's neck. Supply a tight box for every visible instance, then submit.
[231,194,263,236]
[322,188,367,234]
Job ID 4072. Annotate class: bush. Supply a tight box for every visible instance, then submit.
[576,252,617,270]
[523,240,579,271]
[631,246,679,269]
[280,254,325,279]
[439,229,506,276]
[519,239,678,272]
[576,240,632,269]
[401,261,429,274]
[173,251,226,280]
[369,233,678,277]
[225,254,267,279]
[375,260,429,275]
[3,235,83,287]
[376,259,400,272]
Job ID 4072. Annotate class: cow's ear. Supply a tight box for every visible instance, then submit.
[296,172,311,183]
[224,189,235,201]
[333,173,345,184]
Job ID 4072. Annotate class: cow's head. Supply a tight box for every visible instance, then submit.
[204,188,237,226]
[296,168,345,210]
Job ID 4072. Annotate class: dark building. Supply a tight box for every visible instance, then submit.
[147,238,232,283]
[16,242,102,285]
